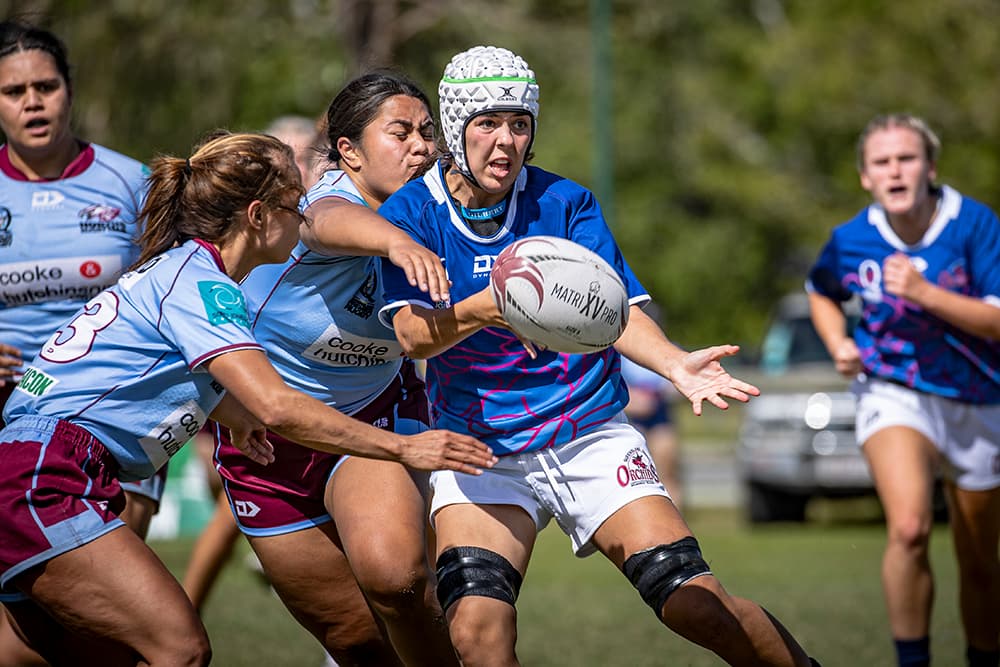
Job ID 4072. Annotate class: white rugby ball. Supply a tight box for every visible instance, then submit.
[489,236,629,353]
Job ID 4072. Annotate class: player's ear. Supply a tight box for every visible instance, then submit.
[337,137,362,170]
[246,200,265,230]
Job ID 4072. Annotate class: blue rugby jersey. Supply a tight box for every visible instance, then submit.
[0,144,147,367]
[379,162,648,455]
[808,185,1000,404]
[240,170,404,414]
[4,240,262,480]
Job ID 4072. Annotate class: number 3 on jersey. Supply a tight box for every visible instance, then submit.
[41,291,119,363]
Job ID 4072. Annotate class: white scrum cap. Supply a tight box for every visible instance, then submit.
[438,46,540,179]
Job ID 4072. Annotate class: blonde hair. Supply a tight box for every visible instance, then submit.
[856,113,941,172]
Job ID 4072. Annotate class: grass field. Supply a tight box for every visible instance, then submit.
[152,506,964,667]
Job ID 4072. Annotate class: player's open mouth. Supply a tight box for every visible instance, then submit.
[25,118,50,135]
[489,159,512,175]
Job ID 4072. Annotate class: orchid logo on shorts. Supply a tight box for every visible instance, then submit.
[197,281,249,327]
[617,447,660,487]
[14,367,59,398]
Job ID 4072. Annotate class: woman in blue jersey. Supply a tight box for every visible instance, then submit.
[0,130,494,666]
[809,114,1000,667]
[378,45,818,667]
[214,71,461,666]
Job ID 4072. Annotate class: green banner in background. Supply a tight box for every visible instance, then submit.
[147,440,216,540]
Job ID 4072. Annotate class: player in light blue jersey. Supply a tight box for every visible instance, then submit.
[213,72,462,666]
[379,45,819,667]
[0,21,159,665]
[808,114,1000,667]
[0,131,494,666]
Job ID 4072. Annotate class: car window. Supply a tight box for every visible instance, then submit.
[760,314,859,374]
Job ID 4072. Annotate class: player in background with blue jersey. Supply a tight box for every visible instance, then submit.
[0,131,494,666]
[214,72,462,666]
[808,114,1000,667]
[378,45,819,667]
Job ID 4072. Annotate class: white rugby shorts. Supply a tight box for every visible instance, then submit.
[429,414,671,556]
[853,376,1000,491]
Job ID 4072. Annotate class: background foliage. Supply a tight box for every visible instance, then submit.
[4,0,999,346]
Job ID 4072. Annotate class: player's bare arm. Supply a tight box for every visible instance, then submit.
[204,349,495,472]
[391,288,503,359]
[615,306,758,415]
[300,197,450,302]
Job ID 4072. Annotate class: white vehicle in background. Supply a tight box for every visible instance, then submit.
[737,294,869,523]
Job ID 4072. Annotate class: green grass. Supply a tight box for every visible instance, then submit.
[151,507,964,666]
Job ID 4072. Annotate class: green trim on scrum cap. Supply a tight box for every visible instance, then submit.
[441,75,537,84]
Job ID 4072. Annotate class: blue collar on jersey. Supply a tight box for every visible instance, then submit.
[460,198,507,222]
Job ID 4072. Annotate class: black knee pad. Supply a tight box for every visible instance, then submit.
[622,536,712,616]
[435,546,523,612]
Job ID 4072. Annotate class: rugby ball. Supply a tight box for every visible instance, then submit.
[489,236,629,353]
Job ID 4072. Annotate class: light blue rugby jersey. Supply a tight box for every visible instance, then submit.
[808,185,1000,404]
[241,170,404,414]
[0,143,147,366]
[378,162,648,456]
[3,240,263,481]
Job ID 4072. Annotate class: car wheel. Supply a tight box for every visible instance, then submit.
[747,482,809,523]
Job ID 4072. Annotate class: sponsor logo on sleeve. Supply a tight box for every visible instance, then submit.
[138,402,206,467]
[197,281,250,327]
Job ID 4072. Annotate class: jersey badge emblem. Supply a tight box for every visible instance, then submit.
[197,281,250,327]
[0,207,11,246]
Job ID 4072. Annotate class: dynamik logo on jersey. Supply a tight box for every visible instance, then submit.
[13,367,59,398]
[197,281,250,327]
[303,324,400,368]
[617,447,660,487]
[473,254,498,276]
[138,402,206,466]
[31,191,65,210]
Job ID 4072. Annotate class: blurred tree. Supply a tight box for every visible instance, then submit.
[1,0,997,346]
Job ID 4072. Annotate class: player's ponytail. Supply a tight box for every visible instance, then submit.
[133,157,189,268]
[133,131,301,269]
